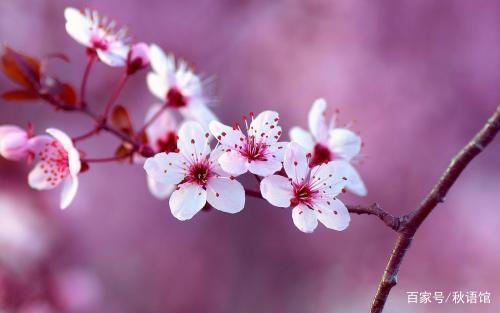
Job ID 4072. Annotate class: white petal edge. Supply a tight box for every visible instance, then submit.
[169,183,207,221]
[60,175,79,209]
[260,175,293,208]
[292,204,318,233]
[206,177,245,214]
[289,127,315,152]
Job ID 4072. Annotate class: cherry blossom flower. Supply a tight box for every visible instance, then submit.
[0,125,50,162]
[144,104,179,199]
[144,121,245,220]
[64,7,130,66]
[260,142,350,233]
[147,44,217,129]
[28,128,81,209]
[209,111,288,177]
[290,98,367,196]
[127,42,150,75]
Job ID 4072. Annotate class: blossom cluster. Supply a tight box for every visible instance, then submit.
[0,7,366,233]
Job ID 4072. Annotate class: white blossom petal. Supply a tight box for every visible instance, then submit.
[329,128,361,161]
[249,111,281,144]
[283,142,308,183]
[292,204,318,233]
[28,162,59,190]
[169,183,206,221]
[64,8,92,47]
[46,128,80,176]
[149,44,170,76]
[334,160,367,196]
[147,72,168,100]
[96,48,128,67]
[60,175,78,209]
[147,176,175,199]
[248,159,282,177]
[209,121,244,149]
[218,150,249,176]
[266,141,288,161]
[177,121,210,160]
[310,161,346,197]
[206,177,245,214]
[181,100,218,130]
[308,98,329,144]
[315,198,350,231]
[145,105,177,151]
[289,127,314,152]
[143,152,185,185]
[260,175,293,208]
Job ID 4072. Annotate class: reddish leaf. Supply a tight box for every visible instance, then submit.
[1,89,39,101]
[111,105,133,134]
[57,83,77,105]
[114,143,133,161]
[1,47,41,89]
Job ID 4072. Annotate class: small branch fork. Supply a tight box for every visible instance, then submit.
[369,106,500,313]
[246,106,500,313]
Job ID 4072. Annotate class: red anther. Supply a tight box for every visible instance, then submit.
[249,112,254,117]
[205,132,209,138]
[221,132,227,137]
[191,139,195,144]
[242,115,247,121]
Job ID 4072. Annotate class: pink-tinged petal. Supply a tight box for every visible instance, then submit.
[64,7,92,46]
[143,152,185,185]
[308,98,329,144]
[147,72,168,100]
[28,162,60,190]
[149,44,170,76]
[266,141,288,161]
[169,183,206,221]
[128,42,150,69]
[46,128,81,175]
[0,130,28,160]
[206,177,245,213]
[260,175,293,208]
[96,48,128,67]
[180,100,218,131]
[218,150,249,176]
[334,160,367,196]
[60,176,78,209]
[0,125,24,138]
[289,127,314,152]
[283,142,308,183]
[26,135,52,154]
[328,128,361,161]
[177,121,210,160]
[209,121,244,148]
[310,161,346,197]
[249,111,281,143]
[315,198,350,231]
[147,176,175,200]
[248,159,282,177]
[292,204,318,233]
[145,104,177,150]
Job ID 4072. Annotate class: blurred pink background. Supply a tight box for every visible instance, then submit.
[1,0,499,312]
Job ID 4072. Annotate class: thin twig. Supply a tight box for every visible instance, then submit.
[370,106,500,313]
[79,54,95,107]
[102,72,128,118]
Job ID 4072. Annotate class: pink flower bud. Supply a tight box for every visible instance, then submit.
[0,125,29,161]
[127,42,150,75]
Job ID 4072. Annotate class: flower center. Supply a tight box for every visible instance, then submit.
[156,131,178,153]
[166,88,187,108]
[90,34,109,51]
[240,137,268,161]
[290,182,318,207]
[186,161,212,186]
[38,141,69,186]
[309,143,332,168]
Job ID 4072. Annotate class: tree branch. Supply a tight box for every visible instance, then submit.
[370,106,500,313]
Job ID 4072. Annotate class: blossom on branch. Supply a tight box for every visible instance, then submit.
[260,142,350,233]
[147,44,217,129]
[143,104,179,199]
[144,122,245,220]
[28,128,81,209]
[64,7,130,66]
[0,125,49,161]
[290,98,367,196]
[127,42,150,75]
[209,111,288,177]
